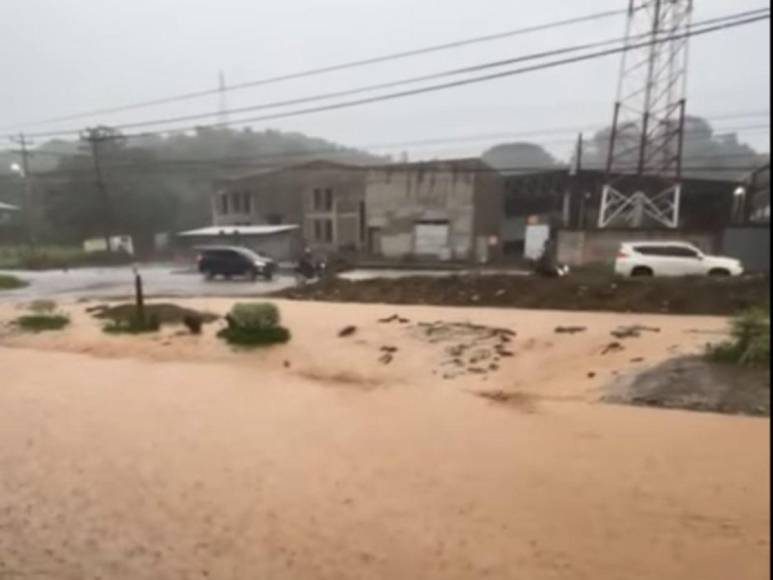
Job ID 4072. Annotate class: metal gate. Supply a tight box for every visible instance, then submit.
[414,222,449,258]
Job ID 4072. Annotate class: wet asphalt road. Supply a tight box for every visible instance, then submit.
[1,264,532,304]
[0,264,296,303]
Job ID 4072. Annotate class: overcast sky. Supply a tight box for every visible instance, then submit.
[0,0,769,161]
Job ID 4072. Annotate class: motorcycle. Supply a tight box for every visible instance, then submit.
[294,257,327,285]
[533,242,570,278]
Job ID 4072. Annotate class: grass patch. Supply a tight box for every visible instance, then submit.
[0,245,133,270]
[91,303,218,325]
[707,307,770,368]
[102,314,161,334]
[28,299,56,313]
[218,302,291,347]
[0,274,27,290]
[15,314,70,332]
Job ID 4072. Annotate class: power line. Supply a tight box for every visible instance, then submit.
[0,7,630,132]
[13,120,769,173]
[67,9,773,134]
[12,8,769,140]
[14,9,769,142]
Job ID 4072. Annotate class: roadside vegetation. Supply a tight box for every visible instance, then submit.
[0,245,133,270]
[218,302,291,347]
[707,307,771,368]
[0,273,28,290]
[91,302,216,335]
[103,314,162,334]
[14,300,69,332]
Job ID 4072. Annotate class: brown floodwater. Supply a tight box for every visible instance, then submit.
[1,301,769,579]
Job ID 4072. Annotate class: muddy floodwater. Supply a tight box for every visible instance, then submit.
[1,300,769,580]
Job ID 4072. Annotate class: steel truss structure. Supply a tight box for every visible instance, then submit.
[599,0,693,228]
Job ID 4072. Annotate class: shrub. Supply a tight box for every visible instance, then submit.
[707,307,770,368]
[0,274,27,290]
[217,325,291,346]
[230,302,280,330]
[218,302,290,347]
[15,314,70,332]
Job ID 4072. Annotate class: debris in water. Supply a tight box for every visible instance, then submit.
[602,342,625,355]
[555,326,587,334]
[338,325,357,338]
[611,325,661,339]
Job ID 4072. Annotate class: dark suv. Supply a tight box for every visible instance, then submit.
[196,246,276,281]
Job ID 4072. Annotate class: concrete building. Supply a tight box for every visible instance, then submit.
[364,159,503,263]
[500,168,770,272]
[211,160,367,255]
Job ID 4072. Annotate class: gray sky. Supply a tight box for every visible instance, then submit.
[0,0,769,161]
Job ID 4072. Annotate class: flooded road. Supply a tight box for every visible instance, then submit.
[0,265,295,303]
[1,301,769,580]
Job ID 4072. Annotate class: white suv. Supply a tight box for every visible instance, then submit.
[614,242,743,278]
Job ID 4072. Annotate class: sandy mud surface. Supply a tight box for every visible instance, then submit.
[1,300,769,579]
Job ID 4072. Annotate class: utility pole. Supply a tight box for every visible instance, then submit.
[218,70,229,127]
[10,133,36,247]
[81,127,116,251]
[567,133,583,228]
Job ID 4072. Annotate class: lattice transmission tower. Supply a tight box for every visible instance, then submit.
[598,0,693,228]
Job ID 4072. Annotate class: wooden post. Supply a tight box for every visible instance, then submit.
[133,267,145,324]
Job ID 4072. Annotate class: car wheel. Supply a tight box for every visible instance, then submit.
[709,268,730,277]
[203,270,214,281]
[249,270,259,281]
[631,266,654,277]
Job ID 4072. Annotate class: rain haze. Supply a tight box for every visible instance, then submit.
[0,3,771,580]
[0,0,769,160]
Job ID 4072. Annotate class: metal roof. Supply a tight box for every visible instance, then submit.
[177,225,299,237]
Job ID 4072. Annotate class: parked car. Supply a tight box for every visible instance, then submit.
[614,241,743,278]
[195,245,276,281]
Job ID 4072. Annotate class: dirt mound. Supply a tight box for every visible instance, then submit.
[603,356,770,417]
[275,273,769,315]
[88,303,219,325]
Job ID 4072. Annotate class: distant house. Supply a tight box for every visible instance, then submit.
[211,160,367,255]
[0,201,20,226]
[364,159,503,263]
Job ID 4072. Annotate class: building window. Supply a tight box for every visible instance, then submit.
[313,188,334,211]
[219,193,229,215]
[266,213,283,225]
[243,192,252,214]
[313,218,333,243]
[231,192,241,213]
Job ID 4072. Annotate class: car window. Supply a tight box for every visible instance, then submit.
[664,246,700,258]
[633,245,699,258]
[633,245,665,256]
[237,249,262,261]
[206,250,239,260]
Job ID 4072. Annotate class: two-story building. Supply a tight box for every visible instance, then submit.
[203,157,506,264]
[364,159,503,262]
[211,160,367,255]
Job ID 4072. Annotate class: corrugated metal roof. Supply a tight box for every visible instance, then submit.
[177,225,299,237]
